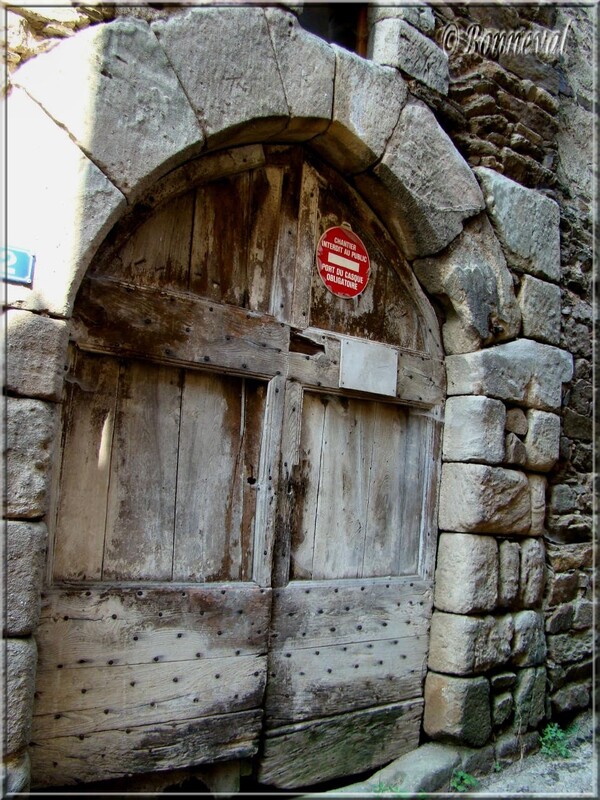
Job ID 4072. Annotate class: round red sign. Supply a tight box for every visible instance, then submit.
[316,226,370,299]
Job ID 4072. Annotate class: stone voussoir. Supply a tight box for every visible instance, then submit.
[439,463,531,535]
[152,7,289,151]
[6,89,126,318]
[13,16,204,200]
[474,166,560,281]
[368,16,449,95]
[414,214,520,354]
[311,45,407,175]
[264,7,334,140]
[355,98,484,260]
[446,339,574,412]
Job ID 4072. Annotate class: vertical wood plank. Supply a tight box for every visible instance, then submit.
[361,403,408,577]
[289,392,326,581]
[252,375,286,587]
[52,353,120,582]
[290,162,321,329]
[190,173,251,306]
[106,192,195,291]
[240,380,267,582]
[311,397,372,579]
[246,166,284,314]
[103,361,181,581]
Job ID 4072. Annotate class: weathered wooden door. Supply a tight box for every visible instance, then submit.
[31,145,443,788]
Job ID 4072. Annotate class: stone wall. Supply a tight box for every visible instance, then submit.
[3,1,594,792]
[368,0,594,758]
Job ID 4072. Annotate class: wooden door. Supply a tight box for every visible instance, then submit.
[31,145,443,788]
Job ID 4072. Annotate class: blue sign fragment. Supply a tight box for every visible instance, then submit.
[3,246,36,286]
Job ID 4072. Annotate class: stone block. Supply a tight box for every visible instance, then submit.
[6,521,47,635]
[368,17,448,94]
[311,46,407,174]
[545,570,580,606]
[2,751,31,795]
[368,3,435,34]
[428,612,513,675]
[439,464,531,535]
[550,681,591,715]
[505,407,528,435]
[498,541,520,608]
[365,742,460,795]
[518,275,561,345]
[519,538,545,607]
[549,485,578,514]
[504,432,527,466]
[264,8,334,139]
[563,408,593,442]
[442,396,505,464]
[14,18,203,200]
[572,599,593,630]
[5,89,126,317]
[355,99,484,259]
[5,310,69,401]
[547,630,593,664]
[548,659,593,692]
[5,398,58,518]
[4,638,37,754]
[414,215,520,354]
[474,167,560,281]
[513,667,546,732]
[446,339,573,412]
[528,474,547,536]
[545,603,575,634]
[495,730,539,763]
[512,610,546,667]
[524,410,561,472]
[424,673,491,747]
[490,671,516,691]
[455,744,496,778]
[153,8,289,150]
[493,692,514,727]
[434,533,498,613]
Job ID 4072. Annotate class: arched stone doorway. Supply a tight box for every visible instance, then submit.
[5,5,488,792]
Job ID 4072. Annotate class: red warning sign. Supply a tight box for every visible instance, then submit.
[316,226,370,299]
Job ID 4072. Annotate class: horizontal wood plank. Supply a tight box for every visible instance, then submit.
[36,585,271,670]
[271,580,432,649]
[72,277,289,378]
[30,709,263,787]
[266,637,426,725]
[33,653,266,737]
[258,699,423,788]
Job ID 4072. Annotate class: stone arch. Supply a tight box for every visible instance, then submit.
[5,4,510,792]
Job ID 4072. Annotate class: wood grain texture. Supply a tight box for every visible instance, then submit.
[31,709,263,787]
[36,585,271,671]
[52,353,119,582]
[72,277,290,379]
[173,375,266,582]
[103,361,181,581]
[258,699,423,788]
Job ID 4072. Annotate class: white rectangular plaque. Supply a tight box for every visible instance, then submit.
[339,337,398,397]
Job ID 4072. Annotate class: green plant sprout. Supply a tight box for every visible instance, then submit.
[450,769,479,793]
[539,722,573,759]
